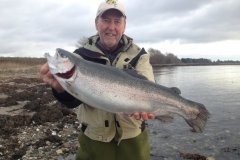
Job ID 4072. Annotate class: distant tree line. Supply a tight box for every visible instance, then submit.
[214,59,240,64]
[148,48,181,65]
[181,58,212,64]
[0,50,239,66]
[148,48,240,65]
[181,58,240,64]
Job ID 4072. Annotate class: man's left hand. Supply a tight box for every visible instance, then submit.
[132,112,155,120]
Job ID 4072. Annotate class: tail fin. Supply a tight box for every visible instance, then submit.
[185,103,210,132]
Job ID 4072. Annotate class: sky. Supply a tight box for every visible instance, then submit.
[0,0,240,60]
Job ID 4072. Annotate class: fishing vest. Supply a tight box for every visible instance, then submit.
[75,34,155,143]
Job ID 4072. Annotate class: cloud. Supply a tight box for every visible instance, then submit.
[0,0,239,59]
[125,0,240,43]
[0,0,97,56]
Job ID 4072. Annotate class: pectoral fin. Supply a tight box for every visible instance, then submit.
[155,115,174,123]
[170,87,181,95]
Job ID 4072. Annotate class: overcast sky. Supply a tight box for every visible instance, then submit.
[1,0,240,60]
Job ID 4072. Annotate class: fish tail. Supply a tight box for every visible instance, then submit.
[185,103,210,132]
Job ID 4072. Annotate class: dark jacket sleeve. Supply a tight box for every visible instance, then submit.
[52,88,82,108]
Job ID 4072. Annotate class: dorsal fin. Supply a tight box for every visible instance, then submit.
[123,69,148,80]
[170,87,181,95]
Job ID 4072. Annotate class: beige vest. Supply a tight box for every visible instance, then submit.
[77,35,155,143]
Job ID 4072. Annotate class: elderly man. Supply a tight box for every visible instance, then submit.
[40,0,155,159]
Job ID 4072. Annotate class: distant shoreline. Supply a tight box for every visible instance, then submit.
[0,56,239,67]
[152,63,240,67]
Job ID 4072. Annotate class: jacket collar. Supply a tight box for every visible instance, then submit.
[83,34,133,54]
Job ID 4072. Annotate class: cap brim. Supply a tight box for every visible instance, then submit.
[98,8,125,18]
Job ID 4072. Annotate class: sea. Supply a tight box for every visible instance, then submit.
[149,65,240,160]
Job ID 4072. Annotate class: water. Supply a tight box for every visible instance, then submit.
[149,65,240,159]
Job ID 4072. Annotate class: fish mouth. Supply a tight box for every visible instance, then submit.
[56,66,75,79]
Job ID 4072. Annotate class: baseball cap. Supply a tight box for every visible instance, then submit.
[96,0,126,18]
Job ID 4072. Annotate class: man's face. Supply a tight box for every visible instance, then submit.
[95,9,126,51]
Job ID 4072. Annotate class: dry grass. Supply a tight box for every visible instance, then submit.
[0,57,46,79]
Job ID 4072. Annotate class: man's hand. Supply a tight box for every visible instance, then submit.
[132,112,155,120]
[39,63,64,93]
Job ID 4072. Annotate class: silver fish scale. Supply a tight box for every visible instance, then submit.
[47,48,210,133]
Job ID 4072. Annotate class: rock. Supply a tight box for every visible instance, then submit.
[56,149,63,155]
[207,156,215,160]
[46,141,51,146]
[0,93,8,99]
[63,142,70,148]
[52,131,57,135]
[179,152,206,160]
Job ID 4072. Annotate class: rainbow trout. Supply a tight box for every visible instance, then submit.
[45,48,210,132]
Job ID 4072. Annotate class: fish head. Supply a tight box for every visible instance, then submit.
[45,48,75,79]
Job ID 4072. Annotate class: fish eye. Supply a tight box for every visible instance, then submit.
[57,50,67,58]
[60,53,67,58]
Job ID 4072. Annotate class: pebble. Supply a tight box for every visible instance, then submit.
[46,141,51,145]
[172,146,178,150]
[63,142,70,148]
[52,131,57,135]
[225,130,230,133]
[56,149,63,155]
[206,156,215,160]
[220,140,225,143]
[0,93,8,99]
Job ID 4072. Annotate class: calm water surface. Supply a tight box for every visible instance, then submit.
[149,65,240,159]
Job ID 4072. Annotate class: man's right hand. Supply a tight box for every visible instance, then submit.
[39,63,64,93]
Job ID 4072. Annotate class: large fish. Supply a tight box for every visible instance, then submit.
[45,48,210,132]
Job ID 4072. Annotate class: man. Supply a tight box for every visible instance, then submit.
[40,0,155,159]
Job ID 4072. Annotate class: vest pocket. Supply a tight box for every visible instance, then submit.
[105,120,109,127]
